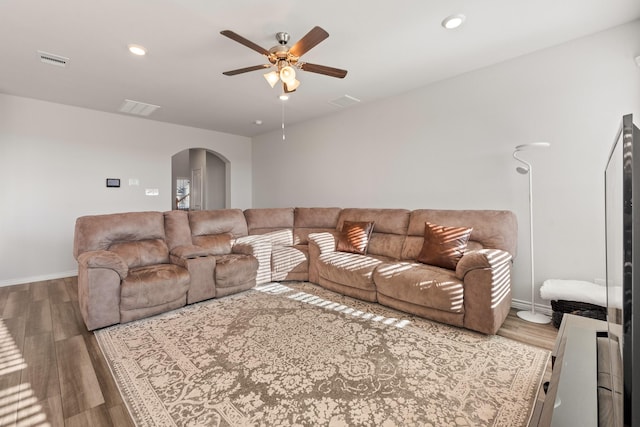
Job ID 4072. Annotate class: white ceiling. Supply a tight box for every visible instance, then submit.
[1,0,639,137]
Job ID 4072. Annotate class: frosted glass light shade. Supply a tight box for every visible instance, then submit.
[279,66,296,84]
[263,71,279,88]
[285,79,300,92]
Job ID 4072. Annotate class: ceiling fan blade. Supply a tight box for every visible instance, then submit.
[222,64,271,76]
[300,63,348,79]
[220,30,270,57]
[289,26,329,57]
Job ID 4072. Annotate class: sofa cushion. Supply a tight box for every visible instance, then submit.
[189,209,248,238]
[402,209,517,260]
[214,254,258,288]
[109,239,170,268]
[336,221,375,255]
[244,208,294,235]
[293,207,341,244]
[74,211,166,258]
[192,233,233,255]
[417,222,472,270]
[163,210,192,250]
[272,245,308,280]
[374,261,465,314]
[120,264,190,310]
[318,252,386,292]
[337,209,409,259]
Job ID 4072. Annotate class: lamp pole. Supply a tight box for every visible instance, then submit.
[513,142,551,324]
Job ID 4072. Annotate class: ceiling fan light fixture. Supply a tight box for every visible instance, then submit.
[285,79,300,92]
[279,94,289,101]
[279,65,296,84]
[264,71,279,88]
[442,14,466,30]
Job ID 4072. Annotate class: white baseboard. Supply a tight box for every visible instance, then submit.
[511,298,553,316]
[0,270,77,287]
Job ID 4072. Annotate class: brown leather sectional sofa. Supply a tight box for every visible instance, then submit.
[73,207,517,334]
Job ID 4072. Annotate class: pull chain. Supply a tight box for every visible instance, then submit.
[281,100,286,141]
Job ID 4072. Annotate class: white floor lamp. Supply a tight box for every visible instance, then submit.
[513,142,552,324]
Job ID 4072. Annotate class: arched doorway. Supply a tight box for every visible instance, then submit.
[171,148,230,210]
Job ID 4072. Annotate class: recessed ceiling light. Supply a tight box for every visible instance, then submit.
[253,120,263,125]
[128,44,147,56]
[442,14,466,30]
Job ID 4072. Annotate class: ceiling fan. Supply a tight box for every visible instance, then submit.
[220,26,348,94]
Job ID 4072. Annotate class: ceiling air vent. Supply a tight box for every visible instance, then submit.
[329,94,361,108]
[118,99,161,117]
[37,50,69,67]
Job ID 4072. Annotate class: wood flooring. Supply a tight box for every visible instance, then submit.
[0,277,558,426]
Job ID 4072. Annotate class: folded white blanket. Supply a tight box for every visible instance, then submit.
[540,279,622,309]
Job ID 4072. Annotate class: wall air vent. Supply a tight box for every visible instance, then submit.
[329,94,361,108]
[118,99,161,117]
[37,50,69,67]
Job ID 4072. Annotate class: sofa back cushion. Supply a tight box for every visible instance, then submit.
[192,233,233,255]
[73,211,167,259]
[401,209,518,260]
[336,209,410,259]
[163,210,192,250]
[244,208,294,233]
[189,209,248,238]
[109,239,170,268]
[294,207,341,245]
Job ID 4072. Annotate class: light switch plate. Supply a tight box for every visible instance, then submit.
[145,188,159,196]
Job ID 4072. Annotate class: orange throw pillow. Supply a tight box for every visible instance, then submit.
[417,222,473,270]
[336,221,375,255]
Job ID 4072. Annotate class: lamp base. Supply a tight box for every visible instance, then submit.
[516,310,551,324]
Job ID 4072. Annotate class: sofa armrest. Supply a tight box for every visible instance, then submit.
[170,244,209,261]
[455,249,512,280]
[457,249,513,334]
[233,235,272,285]
[76,250,125,330]
[77,250,128,279]
[307,232,337,284]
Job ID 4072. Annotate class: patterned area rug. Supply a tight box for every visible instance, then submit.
[95,282,549,427]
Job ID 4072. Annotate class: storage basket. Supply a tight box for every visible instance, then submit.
[550,299,607,328]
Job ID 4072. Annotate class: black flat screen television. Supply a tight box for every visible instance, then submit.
[605,113,640,427]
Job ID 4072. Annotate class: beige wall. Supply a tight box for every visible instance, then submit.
[251,21,640,310]
[0,94,252,285]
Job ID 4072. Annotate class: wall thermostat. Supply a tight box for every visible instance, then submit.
[106,178,120,188]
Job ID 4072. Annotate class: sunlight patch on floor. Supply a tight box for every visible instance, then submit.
[0,320,50,427]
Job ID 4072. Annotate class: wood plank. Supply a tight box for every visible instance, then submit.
[25,298,53,337]
[2,289,30,319]
[48,279,71,305]
[29,280,51,302]
[51,301,83,342]
[83,333,127,409]
[0,286,11,314]
[0,315,27,400]
[14,387,61,427]
[109,404,135,427]
[21,332,59,401]
[36,394,65,427]
[55,335,105,418]
[64,404,112,427]
[64,276,79,302]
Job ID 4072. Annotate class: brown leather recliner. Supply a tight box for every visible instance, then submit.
[73,211,191,330]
